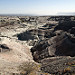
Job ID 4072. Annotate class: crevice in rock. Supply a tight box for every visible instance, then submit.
[0,44,11,52]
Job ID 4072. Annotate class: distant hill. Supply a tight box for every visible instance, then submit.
[0,14,38,16]
[57,12,75,15]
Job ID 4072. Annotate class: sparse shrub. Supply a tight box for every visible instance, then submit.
[64,67,71,73]
[6,21,10,25]
[40,73,50,75]
[10,21,14,25]
[67,61,75,67]
[0,19,6,25]
[19,61,41,75]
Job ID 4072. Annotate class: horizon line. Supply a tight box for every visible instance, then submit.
[0,12,75,16]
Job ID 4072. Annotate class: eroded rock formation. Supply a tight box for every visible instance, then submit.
[0,16,75,75]
[31,20,75,74]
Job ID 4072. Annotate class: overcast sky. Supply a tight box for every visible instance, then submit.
[0,0,75,15]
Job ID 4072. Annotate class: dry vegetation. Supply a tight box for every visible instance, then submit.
[19,62,41,75]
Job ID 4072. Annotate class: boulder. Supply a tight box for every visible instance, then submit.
[31,31,75,61]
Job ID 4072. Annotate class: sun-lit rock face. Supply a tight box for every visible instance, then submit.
[0,37,33,74]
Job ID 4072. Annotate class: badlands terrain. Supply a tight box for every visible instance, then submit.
[0,16,75,75]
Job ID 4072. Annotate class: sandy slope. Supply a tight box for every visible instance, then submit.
[0,24,34,74]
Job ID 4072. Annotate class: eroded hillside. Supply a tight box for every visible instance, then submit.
[0,16,75,75]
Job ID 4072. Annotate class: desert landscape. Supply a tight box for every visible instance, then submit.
[0,16,75,75]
